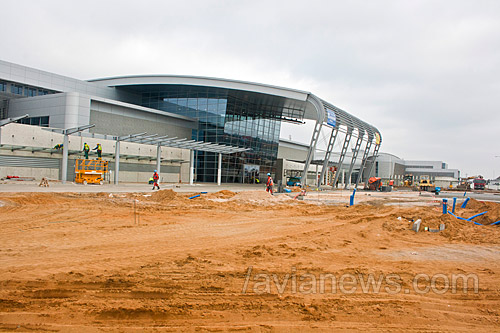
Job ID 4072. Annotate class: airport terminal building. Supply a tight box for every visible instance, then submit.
[0,59,382,185]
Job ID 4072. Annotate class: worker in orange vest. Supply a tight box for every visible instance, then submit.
[152,170,160,190]
[266,173,274,195]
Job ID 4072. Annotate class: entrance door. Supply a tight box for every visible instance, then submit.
[243,164,260,184]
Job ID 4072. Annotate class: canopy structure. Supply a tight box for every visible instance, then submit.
[113,133,249,186]
[43,126,250,185]
[300,95,382,189]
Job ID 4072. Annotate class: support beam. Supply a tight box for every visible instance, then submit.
[364,144,381,180]
[315,164,319,185]
[318,127,338,187]
[332,130,352,188]
[61,134,69,184]
[128,133,158,143]
[301,120,323,187]
[0,114,29,127]
[344,133,364,189]
[354,140,373,188]
[156,144,161,175]
[189,149,194,185]
[114,140,120,184]
[117,132,147,141]
[65,124,95,135]
[217,153,222,186]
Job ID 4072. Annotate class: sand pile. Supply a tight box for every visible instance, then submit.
[378,202,500,243]
[206,190,237,199]
[149,189,178,202]
[461,199,500,225]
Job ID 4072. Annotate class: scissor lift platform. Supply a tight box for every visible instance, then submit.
[75,159,108,185]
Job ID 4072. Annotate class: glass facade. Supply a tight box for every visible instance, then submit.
[120,84,306,183]
[3,81,56,96]
[17,116,49,127]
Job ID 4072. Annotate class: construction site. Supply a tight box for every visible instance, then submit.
[0,181,500,331]
[1,59,500,331]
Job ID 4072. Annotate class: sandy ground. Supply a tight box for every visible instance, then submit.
[1,189,500,331]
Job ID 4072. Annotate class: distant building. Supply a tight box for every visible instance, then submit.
[367,153,459,183]
[276,143,460,188]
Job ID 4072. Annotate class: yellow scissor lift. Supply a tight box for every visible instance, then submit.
[75,159,109,185]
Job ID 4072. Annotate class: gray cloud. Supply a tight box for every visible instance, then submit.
[3,0,500,178]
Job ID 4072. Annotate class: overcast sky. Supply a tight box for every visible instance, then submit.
[3,0,500,178]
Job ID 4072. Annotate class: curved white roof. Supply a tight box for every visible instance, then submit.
[89,74,381,143]
[89,75,310,102]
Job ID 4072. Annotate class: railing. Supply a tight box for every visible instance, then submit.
[75,159,108,172]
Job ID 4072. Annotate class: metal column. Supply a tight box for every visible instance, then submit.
[189,149,195,185]
[344,133,364,189]
[301,120,323,187]
[114,141,120,184]
[61,134,69,184]
[364,144,381,180]
[156,144,161,175]
[315,164,319,185]
[217,153,222,186]
[332,130,352,188]
[354,140,373,188]
[318,127,338,187]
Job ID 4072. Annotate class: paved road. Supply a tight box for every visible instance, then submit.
[1,181,499,203]
[0,180,264,193]
[437,190,500,203]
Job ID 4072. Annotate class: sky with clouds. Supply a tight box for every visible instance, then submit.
[2,0,500,178]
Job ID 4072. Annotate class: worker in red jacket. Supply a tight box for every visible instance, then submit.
[266,173,274,195]
[152,170,160,190]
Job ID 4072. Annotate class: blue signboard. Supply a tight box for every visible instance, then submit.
[326,108,336,127]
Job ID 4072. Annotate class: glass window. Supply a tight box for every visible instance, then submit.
[11,84,23,95]
[188,98,198,109]
[17,116,49,127]
[198,99,208,111]
[132,85,295,182]
[40,116,49,127]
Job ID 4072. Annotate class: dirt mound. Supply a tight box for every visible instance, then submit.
[149,189,178,202]
[379,204,500,243]
[206,190,237,199]
[469,200,500,225]
[456,199,500,225]
[466,198,488,210]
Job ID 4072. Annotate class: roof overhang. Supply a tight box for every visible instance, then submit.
[88,75,381,145]
[88,75,310,102]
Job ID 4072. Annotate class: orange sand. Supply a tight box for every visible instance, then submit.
[0,191,499,331]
